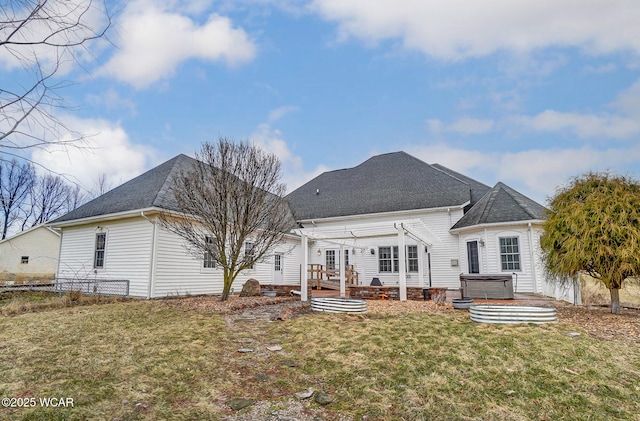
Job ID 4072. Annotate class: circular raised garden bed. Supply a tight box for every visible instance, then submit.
[452,298,474,310]
[310,297,368,314]
[470,305,557,324]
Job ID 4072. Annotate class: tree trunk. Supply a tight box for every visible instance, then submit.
[609,287,621,314]
[221,270,233,301]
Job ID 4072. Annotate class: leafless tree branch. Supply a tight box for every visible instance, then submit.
[159,138,294,301]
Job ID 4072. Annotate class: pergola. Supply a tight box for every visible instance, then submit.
[294,219,440,301]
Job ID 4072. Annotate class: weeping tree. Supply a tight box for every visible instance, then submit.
[159,138,293,301]
[541,172,640,314]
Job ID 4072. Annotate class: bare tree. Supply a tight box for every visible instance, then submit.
[21,172,76,229]
[89,172,113,199]
[0,157,35,239]
[160,139,293,301]
[1,0,111,153]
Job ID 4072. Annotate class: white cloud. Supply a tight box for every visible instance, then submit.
[407,143,640,204]
[30,117,158,192]
[250,123,328,192]
[268,105,300,123]
[86,89,137,115]
[97,0,256,88]
[511,110,640,139]
[427,118,495,135]
[311,0,640,60]
[584,63,617,74]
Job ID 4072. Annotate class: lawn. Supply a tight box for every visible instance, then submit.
[0,296,639,420]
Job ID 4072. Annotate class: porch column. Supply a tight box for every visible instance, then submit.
[301,234,308,302]
[339,244,346,297]
[418,244,426,289]
[397,225,407,301]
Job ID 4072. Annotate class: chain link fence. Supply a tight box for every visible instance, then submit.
[0,278,129,297]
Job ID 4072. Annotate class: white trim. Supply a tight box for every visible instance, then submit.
[450,219,545,234]
[296,203,469,225]
[49,207,164,228]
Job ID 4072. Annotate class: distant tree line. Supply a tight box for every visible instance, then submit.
[0,157,114,239]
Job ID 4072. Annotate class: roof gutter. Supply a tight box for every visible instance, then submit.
[449,219,546,234]
[297,202,469,225]
[48,207,164,228]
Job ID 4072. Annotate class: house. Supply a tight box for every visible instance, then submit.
[286,152,570,301]
[0,224,61,284]
[50,151,569,301]
[49,154,302,298]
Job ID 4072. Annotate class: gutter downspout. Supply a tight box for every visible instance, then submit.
[527,222,539,295]
[141,211,158,299]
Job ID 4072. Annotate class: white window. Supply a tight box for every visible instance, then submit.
[378,246,394,272]
[274,254,281,272]
[326,249,336,271]
[407,245,419,272]
[204,236,216,268]
[245,241,255,269]
[94,233,106,268]
[499,237,521,271]
[378,246,419,273]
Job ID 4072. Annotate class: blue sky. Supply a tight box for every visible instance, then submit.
[5,0,640,206]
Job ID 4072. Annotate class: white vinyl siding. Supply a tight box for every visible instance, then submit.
[57,218,154,297]
[153,227,301,297]
[459,228,540,294]
[0,226,60,277]
[306,208,464,289]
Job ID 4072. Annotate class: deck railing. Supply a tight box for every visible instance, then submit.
[307,264,359,288]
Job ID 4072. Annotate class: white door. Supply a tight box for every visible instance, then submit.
[273,253,283,283]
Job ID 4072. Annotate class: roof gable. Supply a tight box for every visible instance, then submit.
[286,151,472,220]
[451,182,547,230]
[52,154,196,223]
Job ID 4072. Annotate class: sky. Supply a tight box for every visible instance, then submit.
[4,0,640,206]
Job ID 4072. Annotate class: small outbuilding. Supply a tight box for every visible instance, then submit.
[0,224,61,284]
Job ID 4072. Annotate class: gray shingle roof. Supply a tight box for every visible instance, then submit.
[431,163,491,211]
[451,182,547,230]
[53,154,196,223]
[286,151,473,220]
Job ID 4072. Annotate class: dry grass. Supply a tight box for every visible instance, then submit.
[580,275,640,308]
[0,291,124,316]
[0,297,639,420]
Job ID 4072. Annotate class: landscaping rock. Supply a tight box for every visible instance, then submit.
[229,398,255,411]
[281,359,299,367]
[294,388,314,400]
[267,345,283,352]
[238,348,254,353]
[240,279,261,297]
[314,391,334,405]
